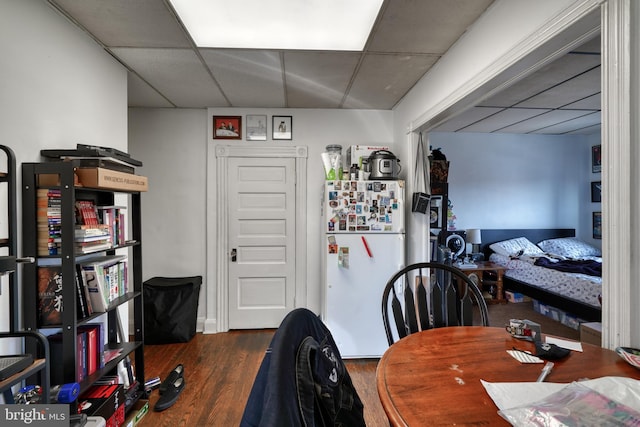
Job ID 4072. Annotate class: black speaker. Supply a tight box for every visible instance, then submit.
[439,230,466,260]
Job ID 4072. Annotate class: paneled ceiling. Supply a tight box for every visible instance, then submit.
[431,35,601,135]
[46,0,600,135]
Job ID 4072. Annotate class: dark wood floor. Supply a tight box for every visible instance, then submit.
[139,301,580,426]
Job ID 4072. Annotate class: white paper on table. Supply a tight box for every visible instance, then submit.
[481,376,640,412]
[546,336,583,352]
[506,350,544,364]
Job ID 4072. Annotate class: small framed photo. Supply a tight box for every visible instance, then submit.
[591,181,601,203]
[593,211,602,239]
[592,144,601,173]
[213,116,242,140]
[272,115,292,140]
[246,114,267,141]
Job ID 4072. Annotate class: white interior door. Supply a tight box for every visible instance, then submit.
[227,156,296,328]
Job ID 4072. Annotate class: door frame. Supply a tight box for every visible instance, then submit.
[208,145,308,332]
[407,0,636,348]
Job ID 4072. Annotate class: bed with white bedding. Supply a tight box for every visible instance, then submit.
[480,229,602,321]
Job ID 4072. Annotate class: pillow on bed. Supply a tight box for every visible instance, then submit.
[537,237,601,258]
[489,237,545,257]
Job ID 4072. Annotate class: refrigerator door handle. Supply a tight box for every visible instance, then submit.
[230,248,237,262]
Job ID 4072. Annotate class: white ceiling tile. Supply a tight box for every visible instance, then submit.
[479,55,601,107]
[284,51,360,108]
[127,72,174,108]
[344,54,438,109]
[51,0,191,48]
[498,110,595,133]
[561,93,601,110]
[431,107,504,132]
[516,67,601,108]
[532,111,601,134]
[47,0,602,134]
[566,124,601,135]
[201,49,285,107]
[111,48,228,108]
[461,108,550,133]
[368,0,493,53]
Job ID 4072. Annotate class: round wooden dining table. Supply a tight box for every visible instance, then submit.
[376,326,640,426]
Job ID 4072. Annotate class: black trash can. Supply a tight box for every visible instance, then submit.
[143,276,202,344]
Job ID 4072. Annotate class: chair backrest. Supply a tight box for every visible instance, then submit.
[381,262,490,345]
[240,308,365,427]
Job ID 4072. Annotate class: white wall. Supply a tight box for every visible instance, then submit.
[0,1,128,355]
[127,108,208,319]
[429,131,600,249]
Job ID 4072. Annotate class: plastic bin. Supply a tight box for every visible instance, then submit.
[143,276,202,344]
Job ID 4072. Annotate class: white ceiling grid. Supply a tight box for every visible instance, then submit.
[47,0,600,135]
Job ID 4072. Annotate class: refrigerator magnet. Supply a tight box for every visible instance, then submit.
[338,247,350,268]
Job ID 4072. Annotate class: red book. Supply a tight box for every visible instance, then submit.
[79,325,100,376]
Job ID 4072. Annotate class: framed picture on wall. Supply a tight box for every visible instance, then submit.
[591,181,601,203]
[272,115,292,140]
[246,114,267,141]
[593,211,602,239]
[592,144,601,173]
[213,116,242,139]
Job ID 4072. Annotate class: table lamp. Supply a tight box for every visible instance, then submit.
[466,228,482,254]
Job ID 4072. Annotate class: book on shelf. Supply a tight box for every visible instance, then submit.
[75,239,113,254]
[75,264,92,318]
[75,223,110,239]
[79,255,128,312]
[48,330,87,384]
[38,262,96,325]
[76,264,94,316]
[37,188,62,256]
[37,265,63,326]
[97,206,126,246]
[79,324,104,376]
[75,199,100,226]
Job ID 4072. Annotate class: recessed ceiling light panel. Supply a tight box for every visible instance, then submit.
[169,0,383,51]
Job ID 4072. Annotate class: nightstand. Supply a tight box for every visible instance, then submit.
[456,261,507,304]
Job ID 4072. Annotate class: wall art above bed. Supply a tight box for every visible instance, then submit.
[593,212,602,239]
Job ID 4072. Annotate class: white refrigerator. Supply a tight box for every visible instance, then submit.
[322,180,405,358]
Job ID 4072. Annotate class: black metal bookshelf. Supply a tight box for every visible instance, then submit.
[21,160,145,410]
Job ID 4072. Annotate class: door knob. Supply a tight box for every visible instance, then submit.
[230,248,237,262]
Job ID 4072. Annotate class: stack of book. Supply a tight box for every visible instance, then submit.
[37,188,62,256]
[75,200,112,253]
[75,224,112,254]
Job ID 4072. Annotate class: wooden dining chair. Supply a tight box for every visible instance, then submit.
[381,262,490,345]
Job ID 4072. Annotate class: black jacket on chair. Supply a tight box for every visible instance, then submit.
[240,308,365,427]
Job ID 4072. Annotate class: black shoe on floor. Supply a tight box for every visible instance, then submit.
[159,364,184,395]
[154,376,185,412]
